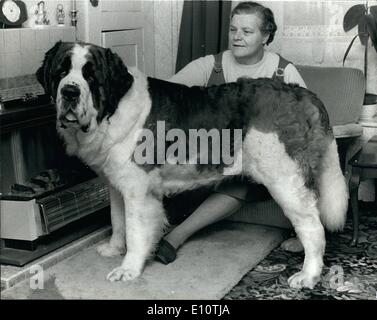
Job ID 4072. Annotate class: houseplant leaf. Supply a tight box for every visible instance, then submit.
[366,12,377,52]
[358,18,368,45]
[343,34,359,66]
[343,4,366,32]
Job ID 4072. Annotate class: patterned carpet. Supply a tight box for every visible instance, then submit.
[224,202,377,300]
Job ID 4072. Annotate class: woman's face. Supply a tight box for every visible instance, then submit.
[229,13,269,64]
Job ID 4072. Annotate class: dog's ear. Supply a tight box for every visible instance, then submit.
[36,41,63,97]
[104,48,134,116]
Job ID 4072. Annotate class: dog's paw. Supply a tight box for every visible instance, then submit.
[96,242,125,257]
[288,271,319,289]
[281,237,304,253]
[106,266,141,282]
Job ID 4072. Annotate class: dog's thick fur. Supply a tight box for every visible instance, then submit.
[37,41,348,289]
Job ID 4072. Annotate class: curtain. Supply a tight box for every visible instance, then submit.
[175,0,232,73]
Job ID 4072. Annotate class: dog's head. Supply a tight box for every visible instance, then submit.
[36,41,133,133]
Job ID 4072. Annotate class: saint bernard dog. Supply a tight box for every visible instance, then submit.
[36,41,348,289]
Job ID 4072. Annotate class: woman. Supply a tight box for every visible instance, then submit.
[156,1,305,264]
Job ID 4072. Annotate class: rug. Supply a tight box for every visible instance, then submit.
[0,221,286,300]
[224,203,377,300]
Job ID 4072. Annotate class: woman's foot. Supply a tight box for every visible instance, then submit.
[155,193,243,264]
[155,238,177,264]
[281,237,304,252]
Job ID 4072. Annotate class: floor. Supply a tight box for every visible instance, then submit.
[1,202,375,300]
[0,221,287,299]
[1,225,112,291]
[224,202,377,300]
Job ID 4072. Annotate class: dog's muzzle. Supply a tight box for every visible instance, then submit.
[59,84,81,127]
[58,85,90,133]
[61,84,81,105]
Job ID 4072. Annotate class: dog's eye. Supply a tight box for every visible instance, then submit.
[60,71,67,78]
[82,63,95,82]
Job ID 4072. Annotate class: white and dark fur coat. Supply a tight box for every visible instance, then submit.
[36,41,348,289]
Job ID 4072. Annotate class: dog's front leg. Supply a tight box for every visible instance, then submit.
[106,192,167,282]
[97,185,126,257]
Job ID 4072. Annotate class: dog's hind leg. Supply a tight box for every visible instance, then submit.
[97,185,126,257]
[106,191,167,282]
[242,130,325,289]
[269,181,325,289]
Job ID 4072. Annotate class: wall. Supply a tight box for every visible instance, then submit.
[258,0,377,94]
[21,0,75,27]
[151,0,377,91]
[0,27,75,80]
[2,0,376,88]
[0,0,76,81]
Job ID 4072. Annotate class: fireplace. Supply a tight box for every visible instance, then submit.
[0,88,110,266]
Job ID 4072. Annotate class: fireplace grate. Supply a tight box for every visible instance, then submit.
[37,177,110,233]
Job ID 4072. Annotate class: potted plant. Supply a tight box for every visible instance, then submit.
[343,1,377,119]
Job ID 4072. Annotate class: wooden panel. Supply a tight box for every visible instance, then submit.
[85,0,155,76]
[102,29,144,72]
[101,12,144,31]
[101,0,143,30]
[101,0,142,12]
[85,0,102,45]
[142,0,155,77]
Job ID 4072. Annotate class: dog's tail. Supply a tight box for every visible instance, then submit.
[317,138,348,232]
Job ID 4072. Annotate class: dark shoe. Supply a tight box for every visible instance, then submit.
[155,239,177,264]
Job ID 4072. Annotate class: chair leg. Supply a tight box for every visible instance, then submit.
[349,168,361,247]
[335,137,354,173]
[336,140,347,173]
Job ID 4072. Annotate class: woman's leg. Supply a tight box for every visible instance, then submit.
[156,192,243,263]
[166,192,242,247]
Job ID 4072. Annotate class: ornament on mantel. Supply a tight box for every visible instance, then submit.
[70,0,77,27]
[35,1,49,27]
[56,3,65,26]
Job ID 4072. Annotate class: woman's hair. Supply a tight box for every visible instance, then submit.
[231,1,277,45]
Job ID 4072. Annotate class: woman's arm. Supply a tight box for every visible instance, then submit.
[284,64,307,88]
[168,55,215,87]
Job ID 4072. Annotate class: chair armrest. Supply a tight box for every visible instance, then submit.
[296,66,365,126]
[333,123,363,139]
